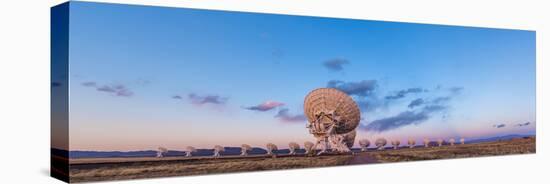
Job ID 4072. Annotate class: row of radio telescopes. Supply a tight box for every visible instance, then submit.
[156,88,467,158]
[156,137,466,158]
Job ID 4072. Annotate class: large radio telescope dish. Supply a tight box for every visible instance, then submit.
[304,88,361,155]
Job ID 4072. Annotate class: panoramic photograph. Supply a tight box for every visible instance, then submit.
[51,1,536,183]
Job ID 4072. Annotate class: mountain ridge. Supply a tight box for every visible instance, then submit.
[62,134,535,158]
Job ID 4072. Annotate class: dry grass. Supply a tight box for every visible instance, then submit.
[69,137,535,183]
[70,155,353,182]
[366,137,535,163]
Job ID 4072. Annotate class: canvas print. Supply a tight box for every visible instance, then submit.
[51,1,536,183]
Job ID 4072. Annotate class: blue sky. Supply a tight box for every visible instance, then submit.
[63,1,535,151]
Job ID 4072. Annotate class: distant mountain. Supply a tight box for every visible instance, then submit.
[466,134,534,144]
[69,150,158,158]
[65,134,535,158]
[68,147,302,159]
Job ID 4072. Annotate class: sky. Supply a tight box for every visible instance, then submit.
[54,1,536,151]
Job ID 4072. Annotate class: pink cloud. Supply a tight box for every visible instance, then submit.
[243,101,285,111]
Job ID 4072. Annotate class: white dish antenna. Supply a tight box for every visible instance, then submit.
[304,88,360,155]
[213,145,224,157]
[407,139,416,148]
[375,138,387,150]
[241,144,252,156]
[157,147,168,158]
[358,139,370,152]
[288,142,300,155]
[185,146,196,157]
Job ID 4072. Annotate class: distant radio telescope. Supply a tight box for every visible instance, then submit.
[375,138,387,150]
[185,146,196,157]
[288,142,300,155]
[241,144,252,156]
[460,138,465,145]
[358,139,370,152]
[437,138,444,147]
[341,130,357,150]
[213,145,224,157]
[304,88,361,155]
[423,138,430,148]
[266,143,278,156]
[391,140,401,150]
[449,138,456,146]
[157,147,168,158]
[407,139,416,148]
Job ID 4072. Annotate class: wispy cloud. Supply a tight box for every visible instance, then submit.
[327,80,464,132]
[493,124,506,128]
[188,93,228,105]
[385,87,426,100]
[432,96,451,104]
[404,86,464,109]
[135,78,152,86]
[98,85,133,97]
[360,111,428,132]
[323,58,349,71]
[327,80,377,97]
[355,98,384,112]
[360,86,463,132]
[82,81,97,87]
[244,101,285,111]
[449,86,464,94]
[408,98,424,108]
[515,122,531,127]
[326,79,384,113]
[81,81,134,97]
[361,104,447,132]
[275,108,306,123]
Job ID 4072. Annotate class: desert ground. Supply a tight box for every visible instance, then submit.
[69,137,535,183]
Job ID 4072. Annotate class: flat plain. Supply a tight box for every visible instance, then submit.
[69,137,535,183]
